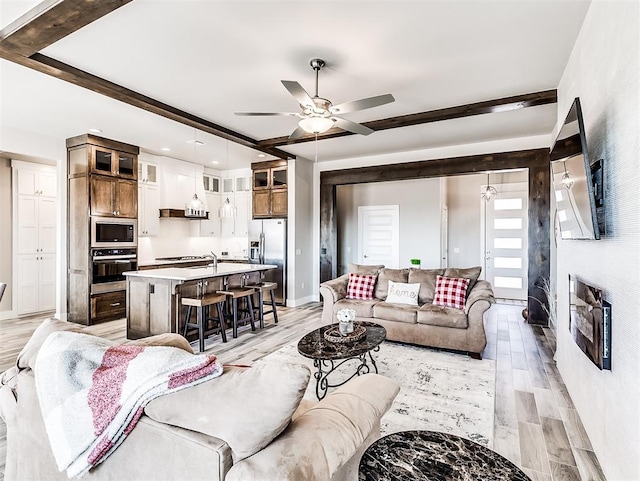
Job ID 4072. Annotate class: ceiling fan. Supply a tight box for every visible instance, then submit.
[235,58,395,139]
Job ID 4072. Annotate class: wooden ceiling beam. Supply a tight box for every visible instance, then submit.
[258,89,558,148]
[0,50,293,159]
[0,0,293,159]
[0,0,132,57]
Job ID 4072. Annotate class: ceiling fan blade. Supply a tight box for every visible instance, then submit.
[333,117,374,136]
[235,112,298,116]
[282,80,315,108]
[330,93,395,114]
[289,126,308,140]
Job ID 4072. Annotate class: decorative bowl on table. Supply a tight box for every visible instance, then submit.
[325,308,365,343]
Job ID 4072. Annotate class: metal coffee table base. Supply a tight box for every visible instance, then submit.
[313,346,380,400]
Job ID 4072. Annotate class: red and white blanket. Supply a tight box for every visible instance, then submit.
[34,331,223,478]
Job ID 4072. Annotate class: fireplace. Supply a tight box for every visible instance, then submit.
[569,275,611,370]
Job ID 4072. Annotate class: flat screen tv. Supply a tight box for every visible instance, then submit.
[569,275,611,370]
[550,98,601,240]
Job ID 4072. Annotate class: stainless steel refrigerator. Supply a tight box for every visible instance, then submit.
[248,219,287,305]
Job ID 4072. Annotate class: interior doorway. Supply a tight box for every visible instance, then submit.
[482,182,529,300]
[357,205,400,268]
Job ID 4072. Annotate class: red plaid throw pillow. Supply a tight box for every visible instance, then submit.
[433,275,470,310]
[346,273,377,300]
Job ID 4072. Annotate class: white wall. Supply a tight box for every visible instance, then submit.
[287,158,314,306]
[336,178,442,273]
[554,2,639,480]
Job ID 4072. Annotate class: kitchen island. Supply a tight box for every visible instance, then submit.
[124,263,276,340]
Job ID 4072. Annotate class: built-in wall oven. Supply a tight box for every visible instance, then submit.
[91,248,137,294]
[91,217,137,248]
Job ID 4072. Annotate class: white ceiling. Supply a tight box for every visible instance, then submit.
[0,0,591,169]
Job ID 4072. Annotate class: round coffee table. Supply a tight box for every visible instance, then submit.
[297,321,386,400]
[359,430,530,481]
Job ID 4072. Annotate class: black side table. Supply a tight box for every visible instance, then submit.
[359,430,530,481]
[297,321,386,400]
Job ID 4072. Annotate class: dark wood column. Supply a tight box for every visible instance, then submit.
[319,147,551,325]
[319,182,338,281]
[527,159,551,325]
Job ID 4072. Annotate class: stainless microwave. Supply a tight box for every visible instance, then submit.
[91,217,137,247]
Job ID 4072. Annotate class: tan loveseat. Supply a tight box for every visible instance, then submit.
[320,265,495,359]
[0,319,399,481]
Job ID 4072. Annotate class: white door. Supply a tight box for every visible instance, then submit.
[482,183,528,300]
[358,205,399,268]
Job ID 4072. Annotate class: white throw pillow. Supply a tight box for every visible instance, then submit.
[385,280,420,305]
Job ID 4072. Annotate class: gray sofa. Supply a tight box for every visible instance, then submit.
[320,265,495,358]
[0,319,400,481]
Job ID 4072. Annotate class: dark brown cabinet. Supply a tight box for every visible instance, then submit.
[91,146,137,179]
[90,176,137,218]
[251,161,288,218]
[91,290,126,323]
[66,134,140,325]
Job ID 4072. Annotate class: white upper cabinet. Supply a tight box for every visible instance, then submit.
[138,160,158,184]
[139,183,160,236]
[203,174,220,193]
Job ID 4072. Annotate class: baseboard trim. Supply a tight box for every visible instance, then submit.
[287,295,319,307]
[0,310,17,321]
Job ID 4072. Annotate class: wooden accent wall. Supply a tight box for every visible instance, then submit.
[320,147,551,325]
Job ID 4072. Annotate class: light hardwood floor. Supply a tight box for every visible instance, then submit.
[0,302,606,481]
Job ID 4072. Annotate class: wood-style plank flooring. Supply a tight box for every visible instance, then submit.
[0,302,606,481]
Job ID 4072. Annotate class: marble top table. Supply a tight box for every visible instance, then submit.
[358,430,530,481]
[297,321,386,400]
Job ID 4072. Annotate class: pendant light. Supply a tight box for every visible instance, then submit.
[561,160,574,190]
[186,129,205,216]
[481,173,497,202]
[218,140,237,218]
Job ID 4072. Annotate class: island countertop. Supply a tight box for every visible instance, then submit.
[124,262,277,281]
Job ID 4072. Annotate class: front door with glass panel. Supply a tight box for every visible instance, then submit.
[482,183,528,300]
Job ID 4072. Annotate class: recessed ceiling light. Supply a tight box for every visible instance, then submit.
[257,153,266,158]
[88,128,102,133]
[161,147,171,152]
[187,139,205,146]
[211,161,219,165]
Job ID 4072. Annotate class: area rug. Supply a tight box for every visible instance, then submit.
[259,340,496,447]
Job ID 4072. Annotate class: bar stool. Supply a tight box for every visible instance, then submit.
[217,287,256,338]
[248,282,279,329]
[181,292,227,352]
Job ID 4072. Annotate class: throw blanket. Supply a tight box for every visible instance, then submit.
[35,331,223,478]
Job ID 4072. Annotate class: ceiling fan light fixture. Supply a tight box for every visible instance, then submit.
[298,116,335,134]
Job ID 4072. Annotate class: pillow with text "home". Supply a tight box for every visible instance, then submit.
[433,275,470,310]
[346,273,377,300]
[385,280,420,306]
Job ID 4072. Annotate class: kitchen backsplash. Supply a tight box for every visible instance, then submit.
[137,221,247,265]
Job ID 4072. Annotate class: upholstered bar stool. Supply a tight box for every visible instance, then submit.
[247,282,279,329]
[217,287,256,338]
[181,292,227,352]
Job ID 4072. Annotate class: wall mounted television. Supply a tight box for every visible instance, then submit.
[550,97,601,240]
[569,275,611,370]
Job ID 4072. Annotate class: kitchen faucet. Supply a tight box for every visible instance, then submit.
[209,251,218,268]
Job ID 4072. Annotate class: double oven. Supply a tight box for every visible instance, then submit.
[90,217,137,295]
